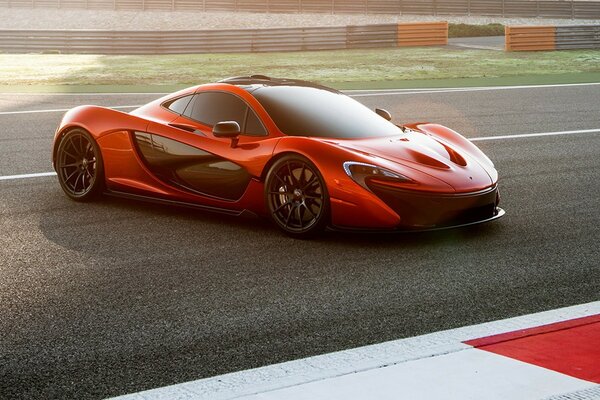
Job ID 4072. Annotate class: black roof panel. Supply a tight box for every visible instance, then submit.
[218,75,340,93]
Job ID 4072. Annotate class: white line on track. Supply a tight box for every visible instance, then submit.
[0,128,598,182]
[346,82,600,93]
[0,92,169,96]
[470,128,600,141]
[0,172,56,181]
[1,81,598,97]
[1,82,599,115]
[350,82,597,91]
[349,82,600,97]
[0,81,598,108]
[0,105,141,115]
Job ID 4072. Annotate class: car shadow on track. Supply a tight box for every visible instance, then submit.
[38,188,504,263]
[322,223,501,247]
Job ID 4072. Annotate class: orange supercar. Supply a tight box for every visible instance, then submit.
[52,76,504,237]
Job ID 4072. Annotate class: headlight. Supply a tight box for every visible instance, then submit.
[343,161,413,191]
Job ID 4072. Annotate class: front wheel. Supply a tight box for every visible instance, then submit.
[55,128,104,201]
[265,155,330,238]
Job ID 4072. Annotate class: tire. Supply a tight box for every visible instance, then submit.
[265,154,330,238]
[55,128,104,201]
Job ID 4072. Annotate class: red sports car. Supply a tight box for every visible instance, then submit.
[52,76,504,237]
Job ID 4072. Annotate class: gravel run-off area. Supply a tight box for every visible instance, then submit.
[0,8,599,30]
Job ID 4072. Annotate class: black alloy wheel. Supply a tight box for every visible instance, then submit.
[56,129,104,201]
[265,155,329,238]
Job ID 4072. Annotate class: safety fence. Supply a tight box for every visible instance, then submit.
[0,22,447,54]
[506,24,600,50]
[398,21,447,47]
[1,0,600,19]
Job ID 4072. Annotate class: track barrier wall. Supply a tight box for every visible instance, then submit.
[0,22,448,54]
[506,24,600,50]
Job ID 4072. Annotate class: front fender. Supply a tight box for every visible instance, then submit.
[272,137,401,229]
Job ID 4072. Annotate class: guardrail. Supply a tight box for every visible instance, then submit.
[505,26,556,51]
[506,24,600,51]
[556,25,600,49]
[0,22,448,54]
[1,0,600,19]
[398,21,448,47]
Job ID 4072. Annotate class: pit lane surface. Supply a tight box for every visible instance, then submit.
[1,84,599,399]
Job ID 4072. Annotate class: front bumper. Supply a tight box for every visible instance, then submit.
[368,183,503,230]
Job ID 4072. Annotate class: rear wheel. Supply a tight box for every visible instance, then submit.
[265,155,329,238]
[56,129,104,201]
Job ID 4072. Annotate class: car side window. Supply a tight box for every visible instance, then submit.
[244,108,267,136]
[186,92,246,128]
[185,92,267,136]
[164,95,193,115]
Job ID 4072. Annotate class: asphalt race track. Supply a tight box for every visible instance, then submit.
[1,84,599,399]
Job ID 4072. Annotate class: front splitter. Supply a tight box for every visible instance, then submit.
[329,207,505,234]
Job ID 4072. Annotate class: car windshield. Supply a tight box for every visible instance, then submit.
[252,86,402,138]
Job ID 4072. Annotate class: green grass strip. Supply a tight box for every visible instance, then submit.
[1,47,598,92]
[449,23,505,38]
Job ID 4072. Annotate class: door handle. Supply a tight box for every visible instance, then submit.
[169,122,196,132]
[168,122,207,137]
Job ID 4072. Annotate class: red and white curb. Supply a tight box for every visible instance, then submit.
[110,301,600,400]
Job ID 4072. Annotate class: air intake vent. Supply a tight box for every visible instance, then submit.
[441,143,467,166]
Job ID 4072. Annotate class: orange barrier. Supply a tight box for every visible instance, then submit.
[397,22,448,47]
[505,26,556,51]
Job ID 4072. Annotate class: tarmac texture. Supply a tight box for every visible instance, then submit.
[1,84,599,399]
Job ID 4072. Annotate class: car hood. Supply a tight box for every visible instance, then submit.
[325,130,495,192]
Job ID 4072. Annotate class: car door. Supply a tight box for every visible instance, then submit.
[135,91,277,202]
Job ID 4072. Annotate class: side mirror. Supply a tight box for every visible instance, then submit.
[375,108,392,121]
[213,121,241,147]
